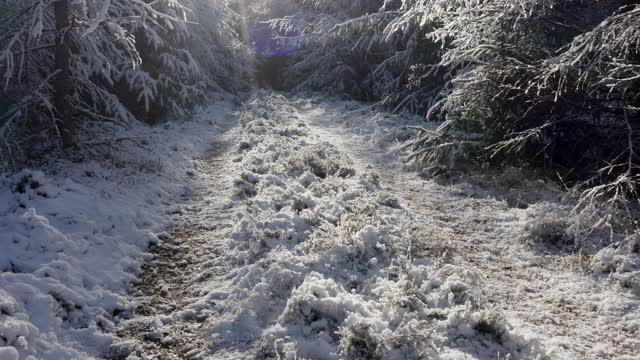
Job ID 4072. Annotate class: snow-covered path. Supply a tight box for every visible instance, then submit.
[298,99,640,359]
[112,92,638,360]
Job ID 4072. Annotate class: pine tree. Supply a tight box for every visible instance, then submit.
[0,0,248,166]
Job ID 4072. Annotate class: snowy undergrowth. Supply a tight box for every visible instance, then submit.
[0,100,235,359]
[518,200,640,288]
[302,97,640,358]
[199,93,546,359]
[310,96,640,292]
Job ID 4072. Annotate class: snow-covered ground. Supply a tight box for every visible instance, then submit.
[0,99,235,359]
[296,96,640,359]
[1,92,639,360]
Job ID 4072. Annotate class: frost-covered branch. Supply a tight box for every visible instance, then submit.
[0,0,249,169]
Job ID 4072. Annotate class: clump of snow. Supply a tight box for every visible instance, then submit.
[592,233,640,287]
[0,100,234,359]
[507,178,640,292]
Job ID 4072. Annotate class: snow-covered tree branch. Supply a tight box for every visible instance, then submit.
[0,0,248,168]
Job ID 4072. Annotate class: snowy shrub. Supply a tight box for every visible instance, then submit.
[566,197,640,255]
[472,309,508,344]
[591,232,640,288]
[338,320,385,360]
[288,145,356,179]
[522,203,573,247]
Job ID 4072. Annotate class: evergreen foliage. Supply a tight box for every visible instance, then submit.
[0,0,248,167]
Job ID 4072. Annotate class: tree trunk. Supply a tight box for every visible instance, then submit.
[53,0,74,148]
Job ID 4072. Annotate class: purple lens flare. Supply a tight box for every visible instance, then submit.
[250,25,301,57]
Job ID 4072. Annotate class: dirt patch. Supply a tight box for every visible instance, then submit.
[113,138,237,360]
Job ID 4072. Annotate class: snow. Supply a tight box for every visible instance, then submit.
[294,95,640,360]
[592,233,640,280]
[129,92,547,359]
[0,99,235,359]
[0,347,19,360]
[2,91,639,359]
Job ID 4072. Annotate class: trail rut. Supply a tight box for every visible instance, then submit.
[115,132,240,360]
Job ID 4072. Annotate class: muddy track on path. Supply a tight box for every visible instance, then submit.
[114,133,238,360]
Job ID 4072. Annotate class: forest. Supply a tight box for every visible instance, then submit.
[0,0,639,359]
[2,0,639,216]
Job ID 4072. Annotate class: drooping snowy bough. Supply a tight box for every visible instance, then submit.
[0,0,248,168]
